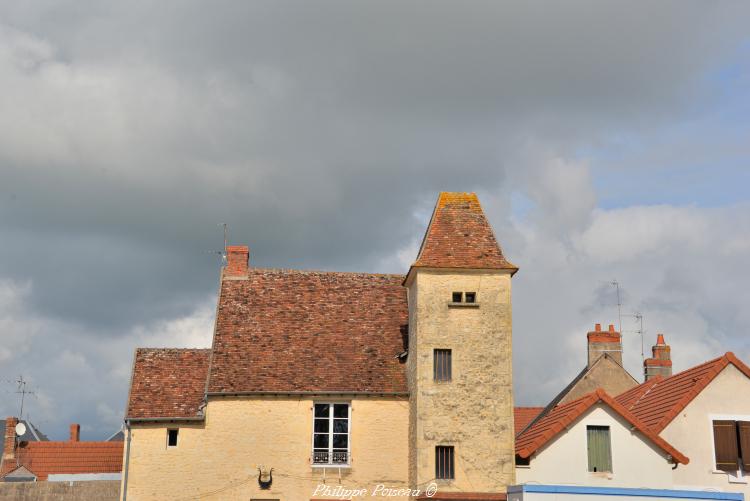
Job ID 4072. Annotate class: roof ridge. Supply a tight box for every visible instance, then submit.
[243,267,405,278]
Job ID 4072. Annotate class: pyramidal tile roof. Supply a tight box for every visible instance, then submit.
[615,352,750,432]
[411,192,517,272]
[515,388,688,464]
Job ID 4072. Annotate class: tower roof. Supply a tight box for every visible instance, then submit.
[410,192,517,272]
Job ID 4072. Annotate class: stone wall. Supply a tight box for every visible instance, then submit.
[407,269,515,493]
[123,396,409,500]
[0,480,120,501]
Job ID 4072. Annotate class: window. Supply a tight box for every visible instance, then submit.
[435,446,455,479]
[587,425,612,472]
[167,429,178,447]
[464,292,476,303]
[713,420,750,474]
[434,349,452,382]
[452,292,463,303]
[312,403,350,466]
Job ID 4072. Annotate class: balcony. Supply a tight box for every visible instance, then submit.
[312,450,350,467]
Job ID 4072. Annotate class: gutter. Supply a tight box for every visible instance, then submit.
[122,421,131,501]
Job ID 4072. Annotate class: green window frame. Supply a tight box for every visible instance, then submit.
[587,425,612,473]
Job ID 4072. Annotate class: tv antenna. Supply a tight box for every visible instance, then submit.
[16,375,35,419]
[610,280,622,334]
[204,223,229,266]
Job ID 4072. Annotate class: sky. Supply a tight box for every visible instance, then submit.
[0,1,749,440]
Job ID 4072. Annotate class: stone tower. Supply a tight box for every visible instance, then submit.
[404,192,517,496]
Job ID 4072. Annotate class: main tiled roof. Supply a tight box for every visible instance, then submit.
[411,192,517,272]
[207,268,409,394]
[615,352,750,432]
[2,442,123,481]
[515,388,688,464]
[514,407,544,436]
[126,348,211,420]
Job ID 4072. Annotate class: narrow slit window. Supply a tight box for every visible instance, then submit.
[167,429,179,447]
[464,292,476,303]
[587,425,612,472]
[435,446,455,479]
[452,292,463,303]
[434,349,452,381]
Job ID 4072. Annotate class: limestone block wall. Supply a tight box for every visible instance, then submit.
[122,397,409,500]
[0,480,120,501]
[407,269,515,493]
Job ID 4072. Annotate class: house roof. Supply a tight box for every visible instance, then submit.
[410,192,517,272]
[514,407,544,436]
[2,441,123,481]
[207,268,409,395]
[515,388,689,464]
[615,352,750,432]
[126,348,211,420]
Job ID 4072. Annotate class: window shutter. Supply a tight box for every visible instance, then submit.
[738,421,750,471]
[587,426,613,473]
[713,420,739,472]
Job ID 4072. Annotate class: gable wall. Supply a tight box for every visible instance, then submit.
[559,358,638,405]
[121,396,409,501]
[516,404,674,488]
[661,364,750,497]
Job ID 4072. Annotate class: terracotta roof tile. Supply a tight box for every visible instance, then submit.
[126,348,211,420]
[515,389,688,464]
[207,268,408,394]
[411,192,517,272]
[1,441,122,481]
[615,352,750,432]
[514,407,544,436]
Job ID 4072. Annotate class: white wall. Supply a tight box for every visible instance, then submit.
[516,404,675,489]
[662,364,750,497]
[508,487,744,501]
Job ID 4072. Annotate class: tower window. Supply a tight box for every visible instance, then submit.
[434,349,452,381]
[452,292,463,303]
[435,446,455,479]
[167,429,179,447]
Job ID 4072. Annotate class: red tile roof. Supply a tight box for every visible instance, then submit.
[514,407,544,436]
[615,352,750,432]
[1,441,122,481]
[126,348,211,420]
[515,388,688,464]
[207,268,408,394]
[411,192,517,272]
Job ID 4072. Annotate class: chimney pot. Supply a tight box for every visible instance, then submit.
[69,423,80,442]
[225,245,249,277]
[645,333,673,381]
[608,324,615,333]
[595,323,601,332]
[656,333,666,345]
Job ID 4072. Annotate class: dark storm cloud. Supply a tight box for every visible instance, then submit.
[0,1,748,438]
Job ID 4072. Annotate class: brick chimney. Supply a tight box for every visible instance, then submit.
[644,333,672,381]
[3,417,18,461]
[225,245,249,277]
[587,323,623,367]
[69,423,80,442]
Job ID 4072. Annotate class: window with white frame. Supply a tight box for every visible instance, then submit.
[312,403,350,466]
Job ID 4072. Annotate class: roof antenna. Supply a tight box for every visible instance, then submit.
[204,223,229,266]
[16,375,35,419]
[610,280,622,334]
[634,311,645,369]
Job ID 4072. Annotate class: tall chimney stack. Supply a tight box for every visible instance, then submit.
[644,333,672,381]
[225,245,249,277]
[587,323,623,367]
[69,423,80,442]
[3,417,18,462]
